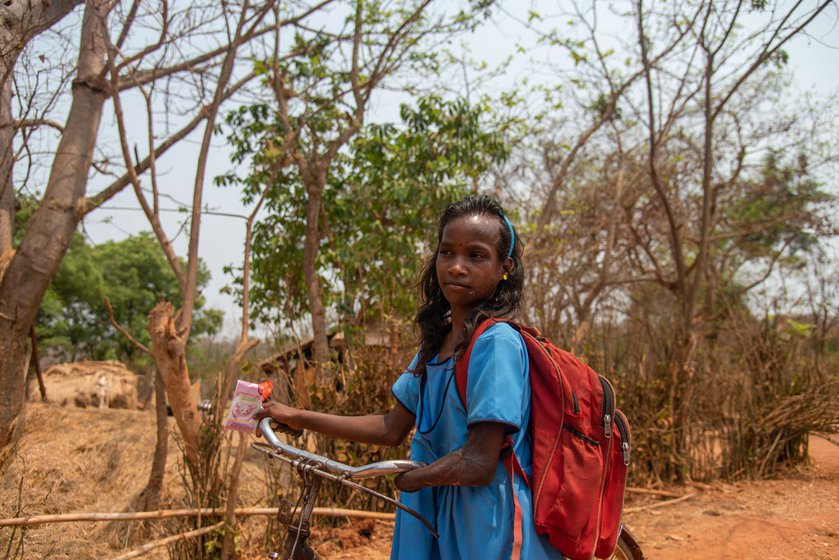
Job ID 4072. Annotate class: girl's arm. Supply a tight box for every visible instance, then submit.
[255,400,415,447]
[394,421,506,492]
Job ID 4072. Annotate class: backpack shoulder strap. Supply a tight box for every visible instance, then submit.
[453,317,529,559]
[454,318,543,408]
[454,317,508,409]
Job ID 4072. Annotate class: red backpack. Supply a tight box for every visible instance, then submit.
[455,318,631,560]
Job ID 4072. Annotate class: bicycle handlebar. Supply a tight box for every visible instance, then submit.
[257,418,427,479]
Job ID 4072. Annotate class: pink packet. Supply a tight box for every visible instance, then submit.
[225,380,262,433]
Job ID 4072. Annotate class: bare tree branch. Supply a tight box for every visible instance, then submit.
[104,297,151,356]
[84,71,256,213]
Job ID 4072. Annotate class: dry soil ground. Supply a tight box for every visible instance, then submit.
[1,403,837,559]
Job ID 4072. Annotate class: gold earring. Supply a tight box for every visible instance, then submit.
[503,274,508,281]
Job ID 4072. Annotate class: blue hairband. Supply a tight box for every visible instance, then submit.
[502,214,515,258]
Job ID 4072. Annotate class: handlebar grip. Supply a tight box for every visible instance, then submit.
[268,419,304,438]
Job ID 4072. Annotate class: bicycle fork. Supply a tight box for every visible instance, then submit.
[269,463,322,560]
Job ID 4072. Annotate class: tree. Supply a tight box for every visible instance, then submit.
[1,0,85,251]
[222,94,508,333]
[36,232,222,365]
[628,0,834,478]
[337,96,509,324]
[1,0,111,463]
[226,0,499,377]
[489,1,697,351]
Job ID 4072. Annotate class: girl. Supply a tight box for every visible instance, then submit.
[257,195,562,559]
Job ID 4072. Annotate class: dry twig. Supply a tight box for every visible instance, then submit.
[624,493,696,513]
[625,487,684,498]
[110,521,224,560]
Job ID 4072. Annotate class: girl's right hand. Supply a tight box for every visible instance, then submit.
[254,400,302,437]
[395,469,425,493]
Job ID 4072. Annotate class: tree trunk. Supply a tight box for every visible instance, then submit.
[0,332,28,467]
[219,434,247,560]
[664,326,700,482]
[570,318,591,355]
[0,77,14,253]
[140,373,169,512]
[303,177,331,379]
[0,0,109,465]
[1,0,85,251]
[29,325,46,401]
[146,301,201,472]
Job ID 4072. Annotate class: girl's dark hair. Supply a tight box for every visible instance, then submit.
[412,194,524,376]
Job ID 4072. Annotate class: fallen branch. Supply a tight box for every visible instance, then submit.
[110,521,224,560]
[624,492,696,513]
[813,432,839,448]
[625,487,683,498]
[0,506,396,528]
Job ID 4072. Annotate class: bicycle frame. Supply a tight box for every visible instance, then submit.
[252,418,438,560]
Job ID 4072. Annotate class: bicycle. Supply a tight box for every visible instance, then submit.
[253,417,644,560]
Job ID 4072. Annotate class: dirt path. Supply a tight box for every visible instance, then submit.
[621,434,839,560]
[312,435,839,560]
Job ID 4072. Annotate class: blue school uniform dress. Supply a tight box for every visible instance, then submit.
[390,322,564,560]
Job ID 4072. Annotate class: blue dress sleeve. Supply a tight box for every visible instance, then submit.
[464,323,528,433]
[391,353,421,416]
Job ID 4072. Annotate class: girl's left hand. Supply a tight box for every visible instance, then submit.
[254,400,302,437]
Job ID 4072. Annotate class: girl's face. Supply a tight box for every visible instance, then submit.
[436,213,509,315]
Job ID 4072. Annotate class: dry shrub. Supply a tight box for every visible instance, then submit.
[2,363,392,559]
[285,307,838,491]
[166,374,235,559]
[581,291,839,485]
[717,312,839,479]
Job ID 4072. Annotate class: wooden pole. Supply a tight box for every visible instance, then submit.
[0,506,396,528]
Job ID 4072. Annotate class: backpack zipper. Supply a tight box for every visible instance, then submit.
[563,423,600,446]
[598,376,615,439]
[595,410,629,558]
[614,410,631,465]
[593,410,613,557]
